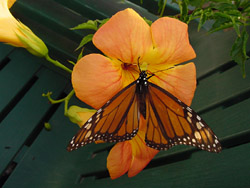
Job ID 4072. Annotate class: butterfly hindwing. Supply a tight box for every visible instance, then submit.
[145,82,222,153]
[67,81,140,151]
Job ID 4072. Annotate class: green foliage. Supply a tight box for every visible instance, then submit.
[169,0,250,77]
[75,34,93,51]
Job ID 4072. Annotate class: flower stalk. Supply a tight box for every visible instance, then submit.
[42,89,75,116]
[45,55,72,74]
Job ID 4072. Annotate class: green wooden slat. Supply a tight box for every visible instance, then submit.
[79,143,250,188]
[0,67,68,173]
[0,44,14,61]
[0,49,41,113]
[191,60,250,112]
[201,96,250,138]
[2,96,110,188]
[128,0,179,16]
[55,0,159,21]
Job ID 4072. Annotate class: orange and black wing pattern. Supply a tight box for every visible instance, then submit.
[145,82,222,153]
[67,81,140,151]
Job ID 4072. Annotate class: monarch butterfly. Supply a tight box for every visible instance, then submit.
[67,68,222,153]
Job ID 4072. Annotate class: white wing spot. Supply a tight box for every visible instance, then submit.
[84,123,92,130]
[186,107,192,112]
[97,108,102,114]
[199,122,205,127]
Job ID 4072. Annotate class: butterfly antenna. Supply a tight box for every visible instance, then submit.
[137,56,141,73]
[152,66,176,74]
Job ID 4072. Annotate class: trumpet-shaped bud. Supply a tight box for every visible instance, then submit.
[0,0,48,57]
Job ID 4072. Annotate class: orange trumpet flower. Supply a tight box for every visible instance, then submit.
[72,8,196,179]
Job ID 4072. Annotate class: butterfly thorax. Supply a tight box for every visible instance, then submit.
[136,71,149,119]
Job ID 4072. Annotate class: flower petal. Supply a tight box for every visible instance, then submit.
[72,54,123,109]
[150,63,196,106]
[8,0,16,8]
[127,131,159,177]
[93,8,153,64]
[107,142,132,179]
[0,0,24,47]
[150,17,196,66]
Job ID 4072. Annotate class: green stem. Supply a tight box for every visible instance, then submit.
[43,89,75,115]
[64,90,75,115]
[160,0,167,17]
[45,54,72,73]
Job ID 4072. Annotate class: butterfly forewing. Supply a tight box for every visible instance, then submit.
[67,81,140,151]
[145,82,222,153]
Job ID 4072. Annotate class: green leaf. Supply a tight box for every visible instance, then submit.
[143,17,153,26]
[198,9,209,31]
[71,20,98,31]
[75,34,93,51]
[189,0,210,8]
[179,0,189,23]
[77,48,84,61]
[210,12,232,32]
[210,1,236,11]
[209,21,233,33]
[230,27,249,77]
[96,18,109,28]
[231,16,241,36]
[67,60,76,66]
